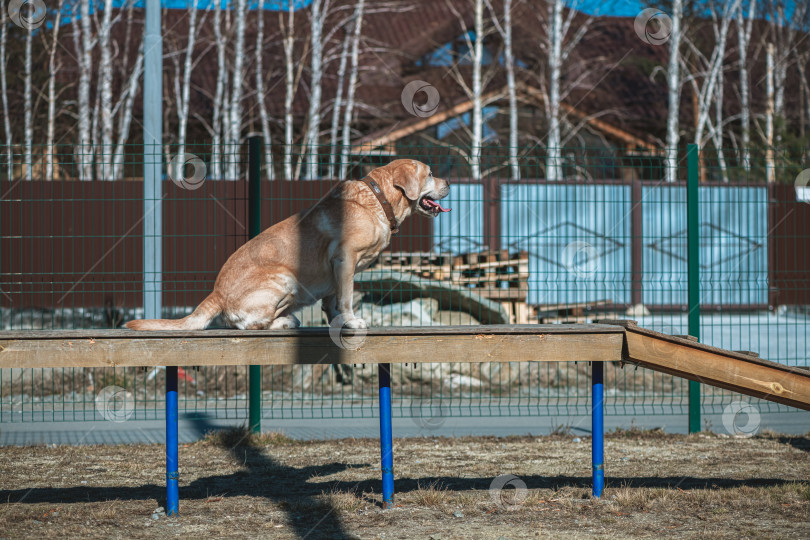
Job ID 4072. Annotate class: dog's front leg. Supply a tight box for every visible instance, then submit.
[330,250,367,329]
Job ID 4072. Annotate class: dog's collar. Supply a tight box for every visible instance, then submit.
[359,177,399,233]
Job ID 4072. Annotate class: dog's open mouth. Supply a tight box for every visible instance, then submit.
[419,196,451,215]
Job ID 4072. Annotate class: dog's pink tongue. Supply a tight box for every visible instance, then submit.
[425,199,451,212]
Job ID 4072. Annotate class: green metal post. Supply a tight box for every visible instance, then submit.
[248,137,262,433]
[687,144,701,433]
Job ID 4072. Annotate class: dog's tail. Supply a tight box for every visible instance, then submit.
[125,292,222,331]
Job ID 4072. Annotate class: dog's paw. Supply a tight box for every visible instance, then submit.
[342,317,368,330]
[270,315,301,329]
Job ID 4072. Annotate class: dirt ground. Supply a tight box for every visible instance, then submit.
[0,427,808,539]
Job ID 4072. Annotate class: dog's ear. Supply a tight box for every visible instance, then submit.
[392,160,423,201]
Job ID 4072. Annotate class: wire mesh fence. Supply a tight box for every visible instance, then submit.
[0,142,808,425]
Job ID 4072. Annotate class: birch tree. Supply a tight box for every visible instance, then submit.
[545,0,563,181]
[689,0,740,148]
[504,0,518,180]
[445,0,492,181]
[23,13,33,180]
[339,0,365,180]
[211,1,228,179]
[765,41,774,183]
[535,0,593,181]
[174,0,200,178]
[46,0,65,180]
[303,0,329,179]
[254,0,275,179]
[97,0,116,179]
[664,0,683,183]
[735,0,756,170]
[74,0,94,181]
[112,29,145,180]
[766,1,809,123]
[488,0,519,179]
[282,1,296,180]
[227,0,249,179]
[470,0,484,180]
[1,5,12,179]
[328,24,352,180]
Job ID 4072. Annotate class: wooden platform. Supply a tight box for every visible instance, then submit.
[0,322,808,410]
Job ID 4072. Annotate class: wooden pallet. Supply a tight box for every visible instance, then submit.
[533,300,611,323]
[451,250,529,301]
[371,251,453,280]
[369,250,530,301]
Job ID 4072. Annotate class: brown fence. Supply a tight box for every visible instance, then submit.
[0,180,431,309]
[1,179,807,311]
[770,183,810,306]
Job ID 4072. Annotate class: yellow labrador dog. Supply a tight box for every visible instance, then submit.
[126,159,450,331]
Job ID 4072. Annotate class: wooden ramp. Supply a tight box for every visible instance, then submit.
[615,321,810,411]
[0,322,808,410]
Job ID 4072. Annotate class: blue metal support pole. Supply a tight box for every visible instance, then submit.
[166,366,179,515]
[378,363,394,509]
[592,361,605,498]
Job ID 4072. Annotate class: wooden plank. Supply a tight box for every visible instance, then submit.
[0,324,623,341]
[624,329,810,411]
[0,325,625,369]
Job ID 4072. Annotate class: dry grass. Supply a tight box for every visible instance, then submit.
[1,431,809,539]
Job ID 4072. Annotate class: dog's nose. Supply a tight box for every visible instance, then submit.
[437,178,450,196]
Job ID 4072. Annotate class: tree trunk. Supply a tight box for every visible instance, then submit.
[254,1,275,180]
[713,63,728,182]
[339,0,365,180]
[227,0,248,180]
[77,0,93,181]
[765,42,775,184]
[693,0,739,147]
[546,0,563,181]
[211,2,227,180]
[304,0,328,180]
[23,23,32,181]
[98,0,115,180]
[665,0,683,183]
[328,28,352,180]
[113,38,145,181]
[0,3,10,179]
[504,0,519,180]
[177,0,199,178]
[470,0,484,181]
[283,1,296,180]
[46,0,64,181]
[736,0,755,171]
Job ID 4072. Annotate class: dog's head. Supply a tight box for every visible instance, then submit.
[374,159,451,219]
